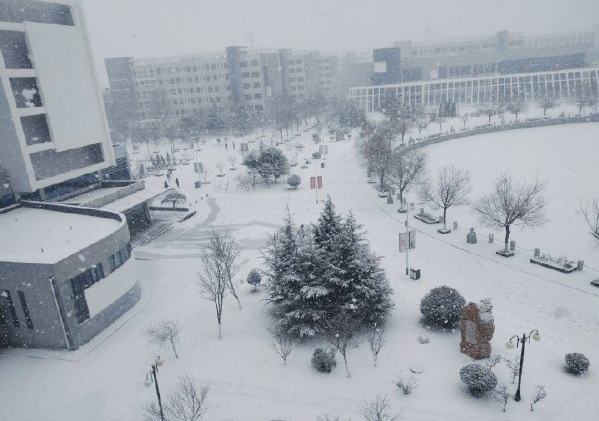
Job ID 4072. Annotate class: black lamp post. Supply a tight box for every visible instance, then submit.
[506,329,541,402]
[144,356,166,421]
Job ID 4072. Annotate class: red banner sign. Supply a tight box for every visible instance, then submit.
[310,177,315,189]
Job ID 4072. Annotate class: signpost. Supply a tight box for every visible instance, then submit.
[310,176,323,203]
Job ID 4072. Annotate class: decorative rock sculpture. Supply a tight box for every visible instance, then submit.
[460,299,495,360]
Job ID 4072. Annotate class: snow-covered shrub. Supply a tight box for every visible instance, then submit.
[460,364,498,397]
[246,269,262,291]
[420,285,465,328]
[287,174,301,189]
[395,375,418,395]
[565,353,590,374]
[311,348,336,373]
[312,151,322,159]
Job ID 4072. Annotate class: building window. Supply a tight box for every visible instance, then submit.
[21,114,52,145]
[1,290,19,328]
[70,277,90,324]
[0,1,74,26]
[253,93,262,99]
[109,254,116,272]
[10,78,43,108]
[17,291,33,329]
[90,263,105,283]
[0,30,33,69]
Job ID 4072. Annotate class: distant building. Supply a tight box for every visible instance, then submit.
[352,28,599,112]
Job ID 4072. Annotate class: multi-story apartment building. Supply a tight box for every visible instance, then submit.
[279,49,339,99]
[0,0,115,203]
[133,53,231,122]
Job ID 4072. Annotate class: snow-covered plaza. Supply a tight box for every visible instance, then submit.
[2,117,598,421]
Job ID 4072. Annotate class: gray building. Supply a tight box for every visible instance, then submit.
[0,201,140,349]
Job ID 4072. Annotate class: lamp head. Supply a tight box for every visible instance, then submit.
[155,355,165,367]
[532,332,541,342]
[505,341,515,349]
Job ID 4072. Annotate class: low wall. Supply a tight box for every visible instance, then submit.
[400,113,599,153]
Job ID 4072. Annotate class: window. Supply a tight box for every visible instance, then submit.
[10,78,43,108]
[21,114,52,145]
[0,30,33,69]
[90,263,104,283]
[243,83,251,89]
[109,254,116,272]
[70,278,90,324]
[0,1,74,26]
[253,93,262,99]
[17,291,33,329]
[1,290,19,328]
[252,82,261,88]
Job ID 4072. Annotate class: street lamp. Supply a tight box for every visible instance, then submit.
[145,356,166,421]
[505,329,540,402]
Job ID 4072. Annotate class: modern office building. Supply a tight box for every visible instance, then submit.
[0,0,142,350]
[352,28,599,112]
[0,0,116,204]
[279,48,339,99]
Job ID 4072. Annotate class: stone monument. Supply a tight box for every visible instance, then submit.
[460,298,495,360]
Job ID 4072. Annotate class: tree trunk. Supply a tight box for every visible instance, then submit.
[443,208,447,230]
[504,225,510,252]
[218,320,222,339]
[170,339,179,358]
[343,353,351,378]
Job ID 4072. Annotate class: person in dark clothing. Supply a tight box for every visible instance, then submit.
[164,180,168,188]
[175,178,180,188]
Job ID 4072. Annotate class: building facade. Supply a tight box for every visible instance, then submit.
[350,67,599,112]
[0,0,115,203]
[0,202,140,349]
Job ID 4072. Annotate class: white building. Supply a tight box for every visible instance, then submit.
[0,0,115,201]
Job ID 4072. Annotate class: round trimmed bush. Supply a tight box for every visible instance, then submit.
[565,353,590,374]
[311,348,336,373]
[287,174,301,189]
[460,364,498,397]
[420,285,466,328]
[246,268,262,291]
[312,151,322,159]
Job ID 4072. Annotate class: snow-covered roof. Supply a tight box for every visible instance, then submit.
[61,187,123,204]
[0,207,121,264]
[99,186,169,213]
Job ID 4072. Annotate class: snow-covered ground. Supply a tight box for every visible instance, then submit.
[1,119,598,421]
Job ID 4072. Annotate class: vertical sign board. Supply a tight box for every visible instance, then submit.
[317,176,322,189]
[194,162,204,173]
[399,230,416,252]
[310,177,316,189]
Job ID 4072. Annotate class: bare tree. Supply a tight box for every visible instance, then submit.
[581,200,599,239]
[320,311,362,378]
[357,120,396,188]
[507,100,526,122]
[480,102,503,125]
[269,327,294,365]
[215,161,225,175]
[360,394,401,421]
[575,83,592,115]
[539,95,555,117]
[494,384,512,412]
[388,149,426,204]
[143,375,209,421]
[317,415,344,421]
[161,191,187,209]
[367,322,386,367]
[437,115,446,133]
[504,356,520,384]
[146,320,180,358]
[473,173,545,253]
[228,155,237,169]
[530,385,547,411]
[206,229,246,309]
[198,239,228,339]
[485,354,502,369]
[461,114,468,129]
[421,166,471,232]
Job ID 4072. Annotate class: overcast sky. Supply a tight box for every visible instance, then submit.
[81,0,599,87]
